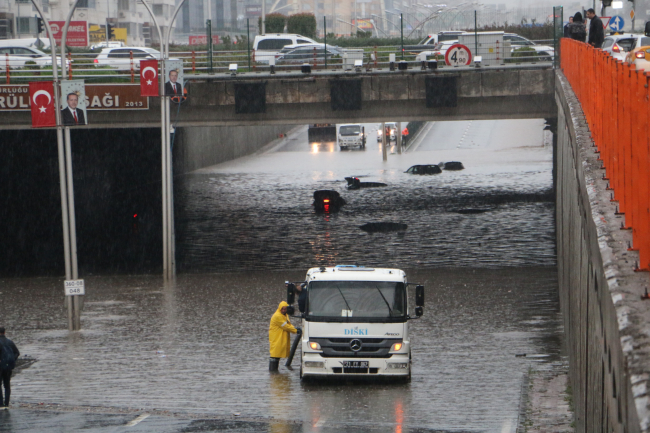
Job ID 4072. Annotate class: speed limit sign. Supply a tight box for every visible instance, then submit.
[445,44,472,67]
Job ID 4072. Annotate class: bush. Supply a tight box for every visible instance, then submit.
[259,13,287,34]
[509,46,539,62]
[287,13,316,39]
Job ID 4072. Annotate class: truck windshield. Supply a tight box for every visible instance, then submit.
[339,126,361,135]
[307,281,406,322]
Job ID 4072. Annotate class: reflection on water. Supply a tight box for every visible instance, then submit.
[1,267,561,433]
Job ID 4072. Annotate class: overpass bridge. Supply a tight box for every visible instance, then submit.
[0,64,555,129]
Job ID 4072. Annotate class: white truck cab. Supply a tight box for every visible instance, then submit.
[286,265,424,380]
[338,124,366,150]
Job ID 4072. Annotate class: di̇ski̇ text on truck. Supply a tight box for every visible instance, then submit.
[284,265,424,380]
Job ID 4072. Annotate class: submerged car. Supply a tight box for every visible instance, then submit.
[313,190,345,213]
[405,165,442,175]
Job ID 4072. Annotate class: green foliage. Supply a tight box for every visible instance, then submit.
[316,35,419,47]
[356,30,372,38]
[287,13,316,39]
[259,13,287,34]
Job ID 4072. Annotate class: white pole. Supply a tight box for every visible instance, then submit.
[397,121,402,154]
[64,126,78,281]
[381,121,387,162]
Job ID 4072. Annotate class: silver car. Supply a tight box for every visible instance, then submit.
[93,46,171,69]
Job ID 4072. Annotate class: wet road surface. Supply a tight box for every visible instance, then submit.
[0,120,561,432]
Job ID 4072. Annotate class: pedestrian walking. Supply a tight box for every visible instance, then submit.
[567,12,587,42]
[563,16,574,38]
[587,9,605,48]
[268,301,299,372]
[0,327,20,409]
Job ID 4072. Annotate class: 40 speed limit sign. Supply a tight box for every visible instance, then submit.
[445,44,472,66]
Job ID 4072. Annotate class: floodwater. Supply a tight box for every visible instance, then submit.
[0,119,561,432]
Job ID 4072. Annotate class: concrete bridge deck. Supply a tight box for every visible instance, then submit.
[0,64,555,129]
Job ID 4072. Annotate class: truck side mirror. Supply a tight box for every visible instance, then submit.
[645,21,650,37]
[415,285,424,307]
[286,282,295,305]
[415,306,423,317]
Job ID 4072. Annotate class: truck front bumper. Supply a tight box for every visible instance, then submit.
[302,353,410,377]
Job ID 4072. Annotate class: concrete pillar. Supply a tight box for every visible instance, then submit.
[397,121,402,154]
[381,121,387,161]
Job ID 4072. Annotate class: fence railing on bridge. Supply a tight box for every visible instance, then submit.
[561,38,650,271]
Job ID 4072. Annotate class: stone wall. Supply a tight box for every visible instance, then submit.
[555,70,650,433]
[173,124,299,174]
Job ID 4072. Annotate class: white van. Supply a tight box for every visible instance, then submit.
[287,265,424,380]
[252,33,318,63]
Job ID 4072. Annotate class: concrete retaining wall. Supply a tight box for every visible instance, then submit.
[555,70,650,433]
[173,124,298,174]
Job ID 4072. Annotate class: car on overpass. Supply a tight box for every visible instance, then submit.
[275,44,342,65]
[0,45,70,70]
[93,47,176,69]
[603,34,650,61]
[625,42,650,71]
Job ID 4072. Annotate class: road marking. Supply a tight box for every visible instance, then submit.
[126,413,150,427]
[314,417,327,427]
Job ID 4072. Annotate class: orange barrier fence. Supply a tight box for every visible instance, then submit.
[561,38,650,271]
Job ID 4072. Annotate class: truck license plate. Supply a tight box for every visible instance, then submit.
[343,361,368,368]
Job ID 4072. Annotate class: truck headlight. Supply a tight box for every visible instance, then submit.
[390,342,403,351]
[309,342,321,350]
[387,362,408,369]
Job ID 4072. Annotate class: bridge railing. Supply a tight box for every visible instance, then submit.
[3,43,554,84]
[561,38,650,271]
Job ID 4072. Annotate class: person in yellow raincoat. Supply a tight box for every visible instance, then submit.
[269,301,299,372]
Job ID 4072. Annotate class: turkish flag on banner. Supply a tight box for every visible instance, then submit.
[140,59,159,97]
[29,81,56,128]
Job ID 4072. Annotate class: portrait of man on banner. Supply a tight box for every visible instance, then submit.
[60,80,88,126]
[164,60,184,97]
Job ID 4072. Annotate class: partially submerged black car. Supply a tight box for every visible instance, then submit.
[313,190,346,213]
[405,165,442,175]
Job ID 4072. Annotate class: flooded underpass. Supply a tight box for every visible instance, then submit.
[0,119,565,432]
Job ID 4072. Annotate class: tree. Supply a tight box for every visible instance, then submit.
[259,13,287,33]
[287,13,316,38]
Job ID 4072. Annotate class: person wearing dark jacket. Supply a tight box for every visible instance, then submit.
[587,9,605,48]
[0,327,20,409]
[567,12,587,42]
[563,16,574,38]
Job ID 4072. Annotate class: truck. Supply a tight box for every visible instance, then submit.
[403,30,465,54]
[308,124,337,142]
[285,265,424,380]
[338,124,366,150]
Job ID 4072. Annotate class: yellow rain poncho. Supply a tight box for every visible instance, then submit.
[269,301,298,358]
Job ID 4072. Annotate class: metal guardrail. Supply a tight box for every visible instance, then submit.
[561,38,650,271]
[2,41,556,84]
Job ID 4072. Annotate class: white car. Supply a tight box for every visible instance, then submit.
[377,122,397,142]
[90,41,125,51]
[417,35,554,62]
[602,34,650,62]
[0,46,69,70]
[93,46,175,69]
[415,40,457,62]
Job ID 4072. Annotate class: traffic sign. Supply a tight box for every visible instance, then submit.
[609,15,625,32]
[630,9,635,20]
[602,16,612,29]
[445,43,472,67]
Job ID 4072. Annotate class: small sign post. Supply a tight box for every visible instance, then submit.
[64,279,85,296]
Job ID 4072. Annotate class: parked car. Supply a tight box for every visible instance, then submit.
[602,34,650,61]
[94,47,176,69]
[625,43,650,70]
[0,45,69,70]
[405,31,465,54]
[253,33,318,64]
[275,44,341,65]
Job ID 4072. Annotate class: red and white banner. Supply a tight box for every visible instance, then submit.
[50,21,89,47]
[29,82,56,128]
[139,59,159,97]
[189,35,220,45]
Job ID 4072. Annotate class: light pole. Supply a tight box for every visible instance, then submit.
[336,17,366,36]
[371,14,394,36]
